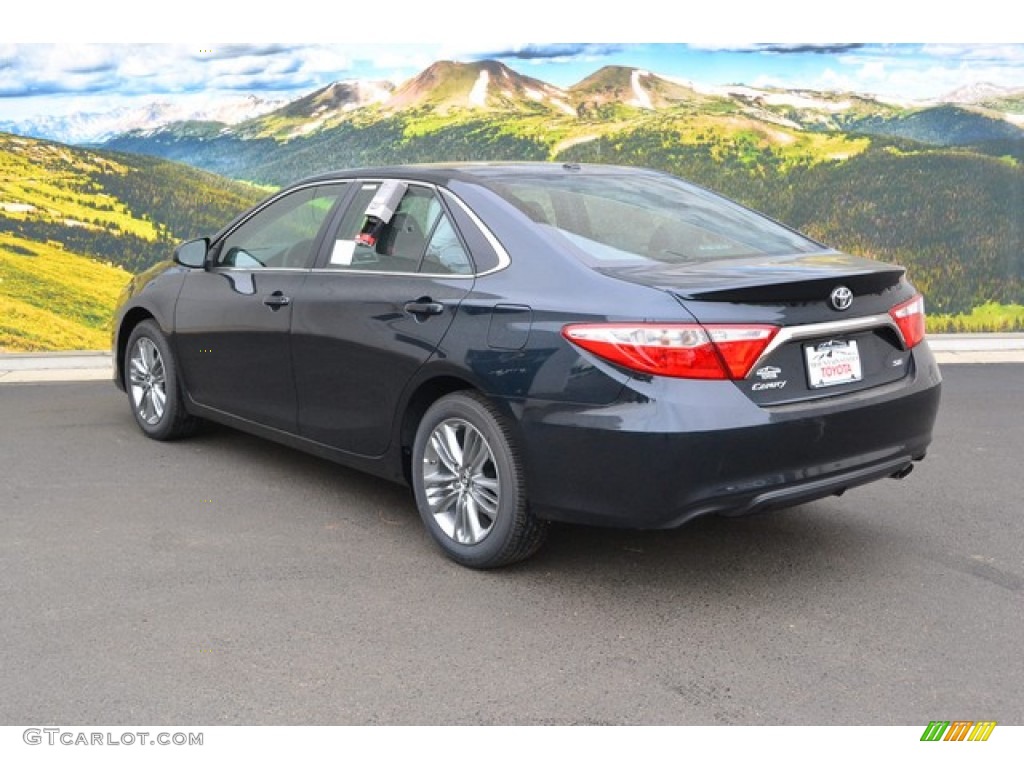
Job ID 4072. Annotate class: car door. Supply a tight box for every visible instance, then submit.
[291,180,476,456]
[174,183,350,431]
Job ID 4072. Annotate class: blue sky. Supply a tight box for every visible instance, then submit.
[2,2,1023,121]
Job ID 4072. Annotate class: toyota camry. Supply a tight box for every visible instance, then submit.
[112,163,942,568]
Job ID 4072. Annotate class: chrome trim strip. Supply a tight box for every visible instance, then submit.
[747,313,902,378]
[211,267,310,273]
[307,268,475,280]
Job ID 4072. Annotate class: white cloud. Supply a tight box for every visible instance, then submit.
[856,61,887,82]
[753,47,1024,101]
[920,44,1024,62]
[1,44,362,100]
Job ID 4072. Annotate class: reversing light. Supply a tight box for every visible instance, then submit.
[889,295,926,349]
[562,323,778,380]
[705,325,781,379]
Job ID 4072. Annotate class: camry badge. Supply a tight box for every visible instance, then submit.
[830,285,854,311]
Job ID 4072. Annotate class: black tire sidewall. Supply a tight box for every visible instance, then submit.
[412,393,524,568]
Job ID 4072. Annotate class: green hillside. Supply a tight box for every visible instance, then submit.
[0,234,128,351]
[0,133,265,351]
[845,105,1024,146]
[775,147,1023,314]
[102,128,274,180]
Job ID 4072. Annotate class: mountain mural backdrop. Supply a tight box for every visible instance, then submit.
[2,58,1023,350]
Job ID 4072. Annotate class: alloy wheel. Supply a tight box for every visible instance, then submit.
[128,337,167,425]
[421,418,501,545]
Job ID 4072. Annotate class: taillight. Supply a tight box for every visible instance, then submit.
[890,295,925,349]
[561,323,778,380]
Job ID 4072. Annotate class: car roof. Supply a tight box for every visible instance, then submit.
[295,162,664,189]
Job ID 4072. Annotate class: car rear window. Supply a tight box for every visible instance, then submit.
[486,172,824,265]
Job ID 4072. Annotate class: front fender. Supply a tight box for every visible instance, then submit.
[111,262,190,390]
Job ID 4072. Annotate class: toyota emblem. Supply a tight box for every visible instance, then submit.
[830,285,853,311]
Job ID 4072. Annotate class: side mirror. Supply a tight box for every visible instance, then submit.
[173,238,209,268]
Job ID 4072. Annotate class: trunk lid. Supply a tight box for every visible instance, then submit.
[599,251,905,308]
[600,252,918,405]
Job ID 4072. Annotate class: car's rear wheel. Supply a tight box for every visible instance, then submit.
[125,320,199,441]
[412,391,547,568]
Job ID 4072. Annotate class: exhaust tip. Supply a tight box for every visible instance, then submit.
[890,463,914,480]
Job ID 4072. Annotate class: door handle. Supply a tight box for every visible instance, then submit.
[403,298,445,317]
[263,291,291,310]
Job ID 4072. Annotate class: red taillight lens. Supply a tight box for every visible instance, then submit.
[705,325,781,379]
[889,294,925,349]
[562,323,778,380]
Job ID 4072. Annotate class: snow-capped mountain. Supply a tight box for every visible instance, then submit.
[0,94,290,144]
[230,80,394,139]
[939,82,1019,105]
[385,60,572,114]
[7,59,1024,151]
[569,66,706,112]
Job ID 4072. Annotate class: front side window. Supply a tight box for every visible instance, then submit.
[216,184,347,269]
[327,183,473,275]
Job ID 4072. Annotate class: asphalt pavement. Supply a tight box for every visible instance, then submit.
[0,365,1021,724]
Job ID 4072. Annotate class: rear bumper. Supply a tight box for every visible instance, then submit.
[513,345,942,529]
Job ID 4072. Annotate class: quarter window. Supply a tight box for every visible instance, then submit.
[422,215,473,274]
[216,184,347,269]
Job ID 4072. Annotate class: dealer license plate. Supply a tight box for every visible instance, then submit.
[805,339,863,388]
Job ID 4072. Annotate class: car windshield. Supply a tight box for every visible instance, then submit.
[486,171,825,265]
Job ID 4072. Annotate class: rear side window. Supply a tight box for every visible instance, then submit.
[327,182,473,275]
[489,173,823,265]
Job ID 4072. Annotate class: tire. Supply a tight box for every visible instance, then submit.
[124,320,199,441]
[411,391,547,568]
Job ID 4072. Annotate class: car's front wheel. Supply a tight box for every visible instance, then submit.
[125,320,199,441]
[412,391,547,568]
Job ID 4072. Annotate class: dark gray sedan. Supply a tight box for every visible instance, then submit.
[112,163,941,568]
